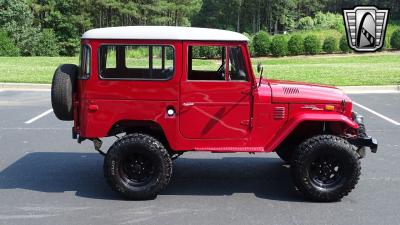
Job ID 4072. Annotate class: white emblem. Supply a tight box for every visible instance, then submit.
[343,6,389,52]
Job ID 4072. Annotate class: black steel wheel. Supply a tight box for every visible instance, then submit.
[309,154,344,189]
[291,135,361,202]
[104,133,172,200]
[120,154,157,187]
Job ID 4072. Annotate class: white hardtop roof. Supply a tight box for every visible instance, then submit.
[82,26,248,42]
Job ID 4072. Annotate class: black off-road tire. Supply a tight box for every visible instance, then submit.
[275,148,293,163]
[51,64,78,121]
[291,135,361,202]
[104,133,172,200]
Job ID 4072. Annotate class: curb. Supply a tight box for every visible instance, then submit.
[0,83,51,91]
[0,83,399,94]
[338,85,400,94]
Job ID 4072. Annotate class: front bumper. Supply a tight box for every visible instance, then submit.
[349,112,378,154]
[348,136,378,153]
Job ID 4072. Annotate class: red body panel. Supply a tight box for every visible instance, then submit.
[76,39,357,153]
[269,80,349,104]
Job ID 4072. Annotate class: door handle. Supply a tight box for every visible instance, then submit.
[88,104,99,112]
[183,102,194,107]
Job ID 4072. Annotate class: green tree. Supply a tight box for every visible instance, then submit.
[162,0,202,26]
[31,29,59,56]
[271,0,297,33]
[0,29,19,56]
[30,0,91,56]
[0,0,39,55]
[297,16,315,30]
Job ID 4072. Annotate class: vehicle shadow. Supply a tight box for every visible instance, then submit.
[0,152,304,202]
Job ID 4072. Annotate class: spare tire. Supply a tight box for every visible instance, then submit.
[51,64,78,121]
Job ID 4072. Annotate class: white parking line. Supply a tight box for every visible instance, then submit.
[353,101,400,126]
[24,109,53,124]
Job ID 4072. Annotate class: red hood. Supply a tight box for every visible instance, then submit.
[268,80,350,104]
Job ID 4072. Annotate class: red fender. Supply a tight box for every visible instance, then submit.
[264,112,358,152]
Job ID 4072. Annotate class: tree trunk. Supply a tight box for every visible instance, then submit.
[257,2,261,32]
[99,9,102,28]
[252,13,256,33]
[175,9,178,26]
[236,1,241,32]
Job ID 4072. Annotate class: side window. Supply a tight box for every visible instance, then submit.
[188,46,226,81]
[79,45,91,79]
[228,47,248,81]
[99,45,175,80]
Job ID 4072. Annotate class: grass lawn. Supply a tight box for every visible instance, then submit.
[0,51,399,86]
[255,51,400,86]
[0,57,77,84]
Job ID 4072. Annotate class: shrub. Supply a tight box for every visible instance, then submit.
[323,36,338,53]
[199,46,221,59]
[383,35,391,49]
[126,47,148,58]
[165,47,174,60]
[252,31,271,56]
[314,12,343,31]
[390,29,400,49]
[298,16,315,30]
[303,35,321,55]
[31,29,59,56]
[288,34,304,55]
[0,30,19,56]
[270,35,288,57]
[339,34,352,53]
[192,46,201,58]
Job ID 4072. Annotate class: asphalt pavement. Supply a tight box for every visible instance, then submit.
[0,90,399,225]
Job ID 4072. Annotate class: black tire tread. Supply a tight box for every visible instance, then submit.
[51,64,78,121]
[104,133,172,200]
[291,135,361,202]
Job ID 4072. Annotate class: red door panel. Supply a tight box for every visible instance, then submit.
[180,81,251,139]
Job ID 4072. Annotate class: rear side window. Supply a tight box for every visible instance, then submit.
[99,45,174,80]
[79,45,91,79]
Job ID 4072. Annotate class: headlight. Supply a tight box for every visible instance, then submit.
[352,112,364,124]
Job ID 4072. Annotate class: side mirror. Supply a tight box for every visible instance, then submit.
[257,63,264,87]
[257,63,264,74]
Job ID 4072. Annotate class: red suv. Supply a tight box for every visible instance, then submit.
[51,26,377,201]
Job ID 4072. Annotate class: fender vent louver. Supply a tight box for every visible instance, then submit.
[282,87,300,95]
[273,107,285,120]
